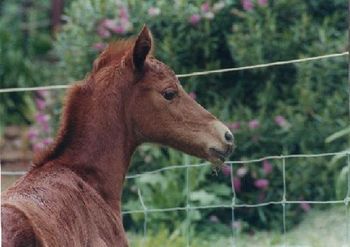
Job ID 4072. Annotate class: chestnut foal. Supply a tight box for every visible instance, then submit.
[1,26,234,247]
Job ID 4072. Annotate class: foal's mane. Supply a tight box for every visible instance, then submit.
[33,38,139,167]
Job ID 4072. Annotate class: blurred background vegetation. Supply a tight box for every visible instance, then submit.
[0,0,348,245]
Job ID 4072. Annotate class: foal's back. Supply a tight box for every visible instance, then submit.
[1,164,127,247]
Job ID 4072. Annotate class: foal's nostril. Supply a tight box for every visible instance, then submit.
[224,131,233,142]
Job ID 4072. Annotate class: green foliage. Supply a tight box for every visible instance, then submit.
[3,0,348,235]
[0,0,53,128]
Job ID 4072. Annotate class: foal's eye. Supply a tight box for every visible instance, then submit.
[162,89,177,101]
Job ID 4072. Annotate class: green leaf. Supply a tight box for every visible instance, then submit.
[325,126,350,143]
[190,190,218,205]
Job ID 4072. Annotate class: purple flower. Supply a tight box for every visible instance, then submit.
[148,7,160,17]
[257,0,268,6]
[119,18,132,33]
[42,137,53,145]
[300,202,311,212]
[101,19,126,34]
[242,0,254,11]
[232,177,241,192]
[102,19,117,30]
[188,92,197,100]
[33,142,44,152]
[254,179,269,190]
[97,22,111,38]
[274,115,290,128]
[248,119,260,130]
[114,25,126,34]
[201,2,210,13]
[35,98,46,111]
[36,90,49,98]
[35,113,50,125]
[221,164,231,176]
[237,167,248,177]
[92,42,107,52]
[42,122,51,133]
[119,7,129,20]
[228,122,240,131]
[189,14,201,26]
[27,128,38,141]
[263,160,273,175]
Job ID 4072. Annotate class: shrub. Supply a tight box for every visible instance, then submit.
[43,0,350,234]
[0,0,54,130]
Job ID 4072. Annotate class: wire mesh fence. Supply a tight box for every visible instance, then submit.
[1,50,349,246]
[2,152,350,246]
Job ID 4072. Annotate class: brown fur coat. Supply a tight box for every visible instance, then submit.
[2,164,127,246]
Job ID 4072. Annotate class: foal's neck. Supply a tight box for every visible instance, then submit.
[36,80,137,213]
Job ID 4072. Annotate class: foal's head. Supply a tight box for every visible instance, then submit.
[93,26,234,166]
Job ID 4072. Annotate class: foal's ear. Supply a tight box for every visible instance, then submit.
[132,25,153,71]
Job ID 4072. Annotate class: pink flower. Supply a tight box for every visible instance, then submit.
[43,137,53,145]
[42,122,51,133]
[257,0,268,6]
[97,22,111,38]
[35,113,50,125]
[201,2,210,13]
[102,19,126,34]
[148,7,160,17]
[113,25,126,34]
[102,19,117,30]
[300,202,311,212]
[228,122,240,131]
[221,164,231,176]
[27,128,38,141]
[119,7,129,20]
[35,98,46,111]
[248,119,260,129]
[92,42,107,52]
[232,177,241,192]
[242,0,254,11]
[33,142,45,152]
[254,179,269,190]
[274,115,290,128]
[237,167,248,177]
[189,14,201,26]
[36,90,49,98]
[188,92,197,100]
[263,160,273,175]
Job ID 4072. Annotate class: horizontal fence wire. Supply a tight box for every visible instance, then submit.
[121,200,347,216]
[2,151,348,177]
[0,51,347,94]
